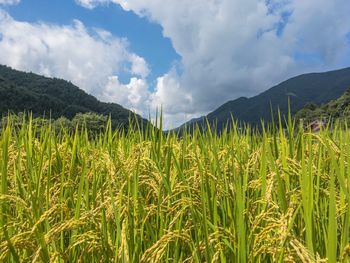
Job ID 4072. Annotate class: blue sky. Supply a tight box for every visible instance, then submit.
[0,0,350,128]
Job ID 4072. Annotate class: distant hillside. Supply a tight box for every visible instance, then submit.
[0,65,148,129]
[177,67,350,131]
[295,88,350,124]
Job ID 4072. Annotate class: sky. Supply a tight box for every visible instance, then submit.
[0,0,350,129]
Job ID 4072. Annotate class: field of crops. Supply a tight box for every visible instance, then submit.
[1,116,350,262]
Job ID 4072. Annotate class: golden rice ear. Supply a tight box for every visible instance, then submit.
[0,114,348,262]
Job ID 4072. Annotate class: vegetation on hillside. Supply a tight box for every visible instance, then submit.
[0,112,110,135]
[1,115,350,262]
[295,88,350,125]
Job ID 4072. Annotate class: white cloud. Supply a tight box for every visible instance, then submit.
[0,10,151,117]
[101,76,150,114]
[0,0,20,5]
[129,54,150,78]
[150,68,192,114]
[76,0,350,129]
[150,70,206,129]
[75,0,111,9]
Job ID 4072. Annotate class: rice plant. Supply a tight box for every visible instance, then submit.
[1,114,350,262]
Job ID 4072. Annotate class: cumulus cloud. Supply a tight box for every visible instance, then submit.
[150,68,191,114]
[75,0,110,9]
[0,0,20,5]
[76,0,350,128]
[100,76,150,114]
[0,10,152,117]
[129,54,150,78]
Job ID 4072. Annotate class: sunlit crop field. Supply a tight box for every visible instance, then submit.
[1,116,350,262]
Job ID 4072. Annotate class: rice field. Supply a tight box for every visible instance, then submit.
[1,115,350,262]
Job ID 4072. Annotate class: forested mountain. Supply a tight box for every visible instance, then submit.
[177,67,350,131]
[0,65,148,129]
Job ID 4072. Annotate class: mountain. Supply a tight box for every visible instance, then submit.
[178,67,350,131]
[295,88,350,124]
[0,65,148,129]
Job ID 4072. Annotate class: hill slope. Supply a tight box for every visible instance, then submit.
[0,65,148,129]
[295,88,350,124]
[178,67,350,131]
